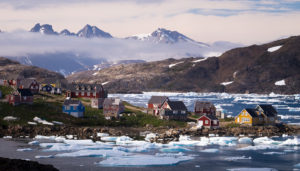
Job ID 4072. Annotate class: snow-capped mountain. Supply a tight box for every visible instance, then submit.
[30,23,58,35]
[127,28,208,46]
[76,24,113,38]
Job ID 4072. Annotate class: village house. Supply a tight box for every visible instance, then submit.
[66,83,107,99]
[7,89,34,106]
[147,96,169,115]
[40,84,62,95]
[103,98,125,119]
[235,104,278,126]
[194,101,216,116]
[91,98,105,109]
[197,114,219,129]
[18,78,39,94]
[62,99,85,118]
[159,100,188,120]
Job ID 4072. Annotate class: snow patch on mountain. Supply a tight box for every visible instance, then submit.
[268,45,282,52]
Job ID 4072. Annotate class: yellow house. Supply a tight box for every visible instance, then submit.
[235,108,264,126]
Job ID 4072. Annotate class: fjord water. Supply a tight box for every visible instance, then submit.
[109,92,300,124]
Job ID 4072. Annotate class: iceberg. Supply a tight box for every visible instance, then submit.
[238,137,253,144]
[98,153,194,166]
[55,149,129,158]
[28,140,40,145]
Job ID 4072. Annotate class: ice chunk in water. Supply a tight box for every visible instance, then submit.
[160,146,191,153]
[28,140,40,145]
[101,136,118,142]
[17,148,33,152]
[238,137,253,144]
[145,133,157,142]
[201,148,219,153]
[55,149,129,158]
[224,156,251,161]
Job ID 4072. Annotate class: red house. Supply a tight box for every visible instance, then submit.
[7,89,33,106]
[147,96,169,115]
[18,78,39,94]
[103,98,125,119]
[66,83,107,99]
[197,115,219,129]
[194,101,216,116]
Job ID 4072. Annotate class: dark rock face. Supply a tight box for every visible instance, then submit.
[0,157,58,171]
[68,36,300,94]
[76,24,113,38]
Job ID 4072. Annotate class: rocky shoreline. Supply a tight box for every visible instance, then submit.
[0,157,58,171]
[1,124,300,143]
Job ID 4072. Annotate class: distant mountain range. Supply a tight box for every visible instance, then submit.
[2,23,242,76]
[67,35,300,94]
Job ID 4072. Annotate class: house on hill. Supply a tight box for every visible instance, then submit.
[103,98,125,119]
[40,84,62,94]
[7,89,33,106]
[159,100,188,120]
[197,114,219,129]
[62,99,85,118]
[18,78,39,94]
[91,98,105,109]
[66,83,107,99]
[235,105,278,126]
[194,101,216,116]
[147,96,169,115]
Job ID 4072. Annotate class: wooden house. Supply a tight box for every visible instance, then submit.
[103,98,125,119]
[41,84,53,93]
[7,89,33,106]
[62,99,85,118]
[51,87,62,95]
[18,78,39,94]
[147,96,169,115]
[91,98,105,109]
[159,100,188,120]
[235,105,278,126]
[197,115,219,129]
[66,83,107,99]
[194,101,216,116]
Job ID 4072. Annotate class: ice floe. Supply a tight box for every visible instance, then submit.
[28,140,40,145]
[160,146,191,153]
[55,149,129,158]
[263,152,285,155]
[97,152,193,166]
[238,137,253,144]
[145,133,157,142]
[201,148,219,153]
[224,156,251,161]
[294,163,300,168]
[17,148,33,152]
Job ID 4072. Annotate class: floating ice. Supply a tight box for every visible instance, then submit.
[228,168,278,171]
[263,152,285,155]
[160,146,191,153]
[3,136,12,139]
[224,156,251,161]
[209,137,238,146]
[237,145,280,151]
[64,139,94,146]
[201,148,219,153]
[35,155,54,159]
[268,45,282,52]
[28,140,40,145]
[278,115,300,120]
[238,137,253,144]
[294,163,300,168]
[280,136,300,146]
[253,137,280,145]
[55,149,129,158]
[98,153,193,166]
[17,148,33,152]
[66,135,73,139]
[101,136,118,142]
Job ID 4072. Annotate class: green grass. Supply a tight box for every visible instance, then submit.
[219,117,235,122]
[0,92,186,128]
[0,85,14,98]
[225,123,240,128]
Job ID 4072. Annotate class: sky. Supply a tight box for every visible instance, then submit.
[1,0,300,44]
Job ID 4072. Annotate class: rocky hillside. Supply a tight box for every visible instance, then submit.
[0,57,67,86]
[67,36,300,94]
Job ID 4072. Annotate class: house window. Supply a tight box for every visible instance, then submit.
[73,106,77,110]
[11,96,13,100]
[205,120,209,124]
[23,96,27,100]
[173,110,178,114]
[81,92,84,96]
[66,106,70,110]
[87,92,90,96]
[213,120,218,125]
[76,92,79,96]
[181,111,186,114]
[93,92,96,97]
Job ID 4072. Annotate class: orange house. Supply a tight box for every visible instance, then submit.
[235,108,264,126]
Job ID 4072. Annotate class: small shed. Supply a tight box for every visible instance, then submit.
[103,98,125,119]
[62,99,85,118]
[91,98,105,109]
[197,115,219,129]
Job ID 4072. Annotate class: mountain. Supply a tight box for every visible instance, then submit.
[127,28,208,46]
[0,57,67,86]
[30,23,58,35]
[76,24,113,38]
[67,36,300,94]
[59,29,76,36]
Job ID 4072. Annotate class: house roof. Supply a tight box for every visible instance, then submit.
[256,105,277,117]
[63,99,82,106]
[244,108,260,118]
[17,89,33,96]
[194,101,215,110]
[103,98,123,106]
[199,114,218,120]
[67,83,104,92]
[20,78,37,88]
[167,101,187,111]
[148,96,168,105]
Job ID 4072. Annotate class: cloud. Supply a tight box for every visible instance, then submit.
[0,31,237,61]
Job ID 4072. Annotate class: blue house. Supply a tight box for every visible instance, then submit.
[62,99,85,118]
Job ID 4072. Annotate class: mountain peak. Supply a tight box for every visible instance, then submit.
[30,23,58,35]
[76,24,113,38]
[60,29,76,36]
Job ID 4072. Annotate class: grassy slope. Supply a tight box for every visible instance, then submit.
[0,91,186,128]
